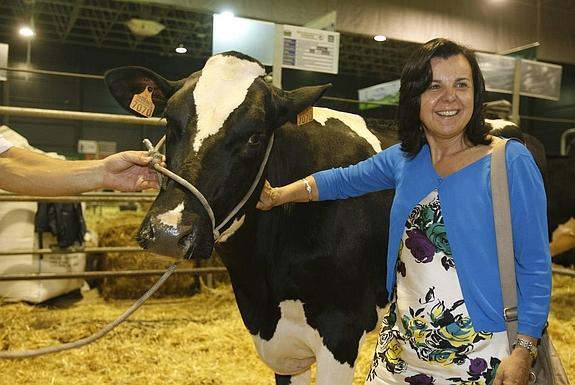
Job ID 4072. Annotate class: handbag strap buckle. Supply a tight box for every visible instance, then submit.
[504,306,518,322]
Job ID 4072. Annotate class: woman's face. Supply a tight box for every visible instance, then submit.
[419,54,474,142]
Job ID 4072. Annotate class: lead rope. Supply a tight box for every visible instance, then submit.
[0,264,178,358]
[143,133,275,240]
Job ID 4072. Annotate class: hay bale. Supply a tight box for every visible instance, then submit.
[87,207,228,300]
[95,214,198,299]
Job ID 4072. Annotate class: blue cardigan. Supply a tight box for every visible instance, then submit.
[313,140,551,338]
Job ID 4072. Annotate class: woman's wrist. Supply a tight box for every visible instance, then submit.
[272,186,283,207]
[513,335,538,360]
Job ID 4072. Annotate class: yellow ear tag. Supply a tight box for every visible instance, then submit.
[129,86,156,118]
[296,106,314,126]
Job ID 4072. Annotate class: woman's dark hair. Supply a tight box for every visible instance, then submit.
[398,38,491,155]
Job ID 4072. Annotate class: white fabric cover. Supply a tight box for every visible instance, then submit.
[0,125,85,303]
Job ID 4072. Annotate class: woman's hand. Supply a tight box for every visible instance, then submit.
[493,347,533,385]
[256,180,280,211]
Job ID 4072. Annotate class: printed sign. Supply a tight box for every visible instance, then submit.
[0,43,8,81]
[519,59,562,101]
[282,25,339,74]
[77,140,98,154]
[475,52,562,101]
[358,79,401,110]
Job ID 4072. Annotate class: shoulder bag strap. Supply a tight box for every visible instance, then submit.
[490,138,518,352]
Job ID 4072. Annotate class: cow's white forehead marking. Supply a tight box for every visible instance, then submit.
[193,55,265,152]
[157,202,185,228]
[312,107,382,153]
[215,214,245,243]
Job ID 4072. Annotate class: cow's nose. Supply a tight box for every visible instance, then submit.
[137,221,155,249]
[178,226,199,259]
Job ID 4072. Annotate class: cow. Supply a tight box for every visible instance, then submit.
[546,155,575,267]
[105,51,397,385]
[485,118,547,175]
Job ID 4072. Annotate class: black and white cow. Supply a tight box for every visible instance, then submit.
[105,52,397,385]
[545,155,575,267]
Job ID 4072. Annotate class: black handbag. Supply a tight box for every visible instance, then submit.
[491,139,570,385]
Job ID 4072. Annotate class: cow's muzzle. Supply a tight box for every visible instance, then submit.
[142,133,274,241]
[137,217,213,260]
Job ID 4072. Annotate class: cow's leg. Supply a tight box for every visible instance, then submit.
[315,346,355,385]
[274,370,311,385]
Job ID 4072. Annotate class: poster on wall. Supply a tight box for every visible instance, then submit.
[281,25,339,74]
[520,59,562,101]
[475,52,562,101]
[0,43,8,81]
[475,52,515,94]
[358,79,400,110]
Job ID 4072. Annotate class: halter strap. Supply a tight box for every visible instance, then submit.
[143,134,275,240]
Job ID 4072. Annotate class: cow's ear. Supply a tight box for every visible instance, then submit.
[104,66,184,118]
[274,84,331,125]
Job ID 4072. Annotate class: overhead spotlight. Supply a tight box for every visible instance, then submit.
[19,26,35,38]
[175,44,187,54]
[374,35,387,42]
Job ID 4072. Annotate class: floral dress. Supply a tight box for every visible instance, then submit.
[366,190,509,385]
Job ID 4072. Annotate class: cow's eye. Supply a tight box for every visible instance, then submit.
[248,133,261,146]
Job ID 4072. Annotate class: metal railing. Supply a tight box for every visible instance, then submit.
[0,106,166,126]
[0,267,228,281]
[0,192,157,203]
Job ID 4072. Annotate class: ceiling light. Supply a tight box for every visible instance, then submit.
[175,44,187,54]
[19,26,35,38]
[125,18,165,37]
[374,35,387,42]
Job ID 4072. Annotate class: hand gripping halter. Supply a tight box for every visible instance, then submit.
[143,133,275,241]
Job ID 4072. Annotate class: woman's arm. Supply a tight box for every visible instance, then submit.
[507,144,552,338]
[257,144,402,211]
[256,177,318,211]
[493,142,551,385]
[493,334,536,385]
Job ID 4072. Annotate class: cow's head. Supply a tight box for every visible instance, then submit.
[105,52,329,259]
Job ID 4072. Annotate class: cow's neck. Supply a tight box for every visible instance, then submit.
[213,124,319,336]
[213,119,391,337]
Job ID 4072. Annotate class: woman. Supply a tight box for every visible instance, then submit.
[257,38,551,385]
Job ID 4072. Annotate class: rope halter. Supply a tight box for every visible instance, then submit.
[142,133,275,241]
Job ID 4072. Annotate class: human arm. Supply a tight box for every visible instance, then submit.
[256,144,401,210]
[494,141,551,385]
[0,147,160,195]
[507,142,551,338]
[256,177,318,211]
[493,334,537,385]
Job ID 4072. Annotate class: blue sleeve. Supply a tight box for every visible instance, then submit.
[312,143,401,201]
[507,141,552,338]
